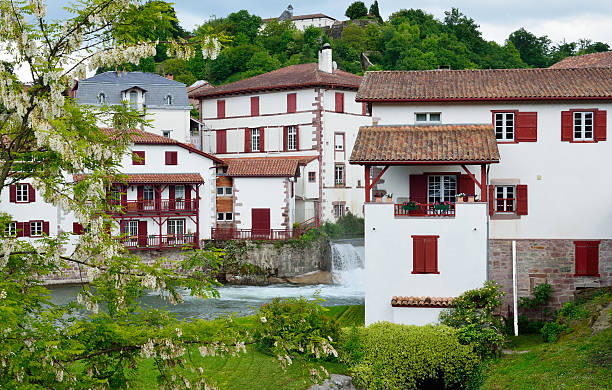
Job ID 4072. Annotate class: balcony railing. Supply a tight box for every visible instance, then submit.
[111,199,198,215]
[394,203,456,217]
[122,233,199,250]
[211,228,300,241]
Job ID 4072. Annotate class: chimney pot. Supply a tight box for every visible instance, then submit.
[318,44,333,73]
[166,74,174,80]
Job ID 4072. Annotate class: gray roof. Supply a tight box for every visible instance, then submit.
[76,72,190,109]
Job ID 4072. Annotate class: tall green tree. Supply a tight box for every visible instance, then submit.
[345,1,368,20]
[507,28,551,67]
[369,0,383,23]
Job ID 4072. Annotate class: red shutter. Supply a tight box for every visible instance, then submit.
[169,185,175,210]
[516,184,528,215]
[28,184,35,203]
[216,130,227,153]
[43,221,49,235]
[586,244,600,275]
[362,102,367,115]
[23,222,30,237]
[16,222,24,237]
[575,243,587,275]
[295,125,300,150]
[283,127,288,151]
[561,110,572,141]
[137,220,147,247]
[516,112,538,142]
[73,222,84,235]
[458,174,475,197]
[335,92,344,113]
[173,151,178,165]
[488,185,495,216]
[424,236,439,273]
[409,174,427,203]
[251,96,259,116]
[165,151,171,164]
[132,151,145,165]
[259,128,265,152]
[412,236,426,273]
[244,128,251,152]
[9,184,16,203]
[217,100,225,119]
[121,186,127,207]
[287,93,296,113]
[595,109,607,141]
[164,151,177,165]
[185,185,191,210]
[137,185,144,201]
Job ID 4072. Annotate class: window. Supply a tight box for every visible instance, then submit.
[574,241,600,276]
[334,133,344,151]
[16,183,29,203]
[162,130,171,138]
[4,222,16,236]
[412,235,439,274]
[167,219,185,235]
[165,151,178,165]
[124,220,138,236]
[495,186,515,212]
[308,172,316,183]
[333,204,345,218]
[129,90,138,109]
[217,100,225,119]
[132,151,145,165]
[362,102,372,116]
[30,221,43,237]
[286,126,297,150]
[225,212,233,221]
[217,212,224,221]
[428,175,456,203]
[415,112,441,123]
[143,186,154,201]
[225,187,232,196]
[174,185,185,200]
[573,111,594,141]
[495,112,514,141]
[287,93,296,113]
[216,166,228,176]
[165,95,172,105]
[251,96,259,116]
[251,128,260,152]
[217,187,232,196]
[334,165,345,186]
[217,187,224,196]
[335,92,344,113]
[98,92,106,104]
[217,212,233,221]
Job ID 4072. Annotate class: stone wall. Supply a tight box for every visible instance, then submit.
[489,239,612,317]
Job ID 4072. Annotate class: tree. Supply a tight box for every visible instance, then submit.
[507,28,551,67]
[345,1,368,20]
[369,0,383,23]
[0,1,250,389]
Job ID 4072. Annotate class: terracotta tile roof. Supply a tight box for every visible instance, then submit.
[74,173,204,184]
[549,51,612,69]
[349,124,500,164]
[391,296,455,308]
[222,155,318,165]
[189,63,362,99]
[356,68,612,102]
[225,158,300,177]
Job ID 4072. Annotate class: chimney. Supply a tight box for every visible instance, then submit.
[166,74,174,80]
[318,43,333,73]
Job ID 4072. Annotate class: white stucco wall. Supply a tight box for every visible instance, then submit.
[146,108,191,144]
[292,17,336,31]
[364,202,488,326]
[233,177,289,230]
[371,101,612,240]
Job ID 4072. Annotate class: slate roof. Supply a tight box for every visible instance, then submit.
[391,296,455,308]
[549,51,612,69]
[74,173,204,184]
[262,13,336,22]
[356,68,612,102]
[224,158,301,177]
[349,124,500,164]
[76,71,190,108]
[189,63,362,99]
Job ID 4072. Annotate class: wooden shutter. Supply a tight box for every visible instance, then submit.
[43,221,49,235]
[251,96,259,116]
[516,184,528,215]
[586,244,600,275]
[73,222,84,235]
[217,100,225,119]
[169,185,175,210]
[259,127,265,152]
[561,111,572,141]
[16,222,24,237]
[9,184,16,203]
[283,127,288,151]
[216,130,227,153]
[23,221,30,237]
[362,102,367,115]
[459,174,475,196]
[28,184,35,203]
[121,186,127,207]
[137,185,144,200]
[412,236,426,273]
[287,93,296,113]
[335,92,344,113]
[132,151,145,165]
[137,220,147,247]
[409,174,427,203]
[185,185,191,211]
[164,151,173,165]
[574,241,599,276]
[575,243,587,275]
[516,112,538,142]
[244,129,251,153]
[488,185,495,216]
[595,109,607,141]
[295,125,300,150]
[424,236,439,273]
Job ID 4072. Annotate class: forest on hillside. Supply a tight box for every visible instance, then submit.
[103,1,611,87]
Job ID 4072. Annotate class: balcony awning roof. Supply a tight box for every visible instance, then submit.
[74,173,204,184]
[349,124,500,165]
[224,157,303,177]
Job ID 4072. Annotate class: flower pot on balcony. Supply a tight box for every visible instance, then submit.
[375,196,383,203]
[467,195,475,202]
[403,202,418,211]
[434,203,451,211]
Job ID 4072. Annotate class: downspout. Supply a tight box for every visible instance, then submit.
[513,240,518,336]
[486,165,490,281]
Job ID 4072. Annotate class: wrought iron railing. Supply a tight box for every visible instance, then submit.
[122,233,199,250]
[394,203,456,217]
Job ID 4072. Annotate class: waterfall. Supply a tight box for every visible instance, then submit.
[330,240,365,287]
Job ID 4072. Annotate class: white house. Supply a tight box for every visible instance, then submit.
[262,6,338,31]
[350,67,612,325]
[189,44,372,235]
[76,72,193,144]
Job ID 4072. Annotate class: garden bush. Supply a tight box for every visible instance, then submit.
[540,321,568,343]
[339,322,482,390]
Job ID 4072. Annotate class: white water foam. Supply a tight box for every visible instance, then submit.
[330,241,365,288]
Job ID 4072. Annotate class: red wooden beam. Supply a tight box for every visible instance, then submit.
[480,164,487,202]
[460,165,481,188]
[367,165,389,191]
[364,165,371,202]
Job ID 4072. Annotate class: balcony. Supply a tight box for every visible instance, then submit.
[111,199,198,216]
[122,233,199,250]
[211,228,300,241]
[394,203,456,217]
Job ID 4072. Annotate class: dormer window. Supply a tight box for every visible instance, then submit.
[165,95,172,105]
[129,90,138,109]
[98,92,106,104]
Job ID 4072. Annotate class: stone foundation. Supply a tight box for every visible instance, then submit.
[488,239,612,317]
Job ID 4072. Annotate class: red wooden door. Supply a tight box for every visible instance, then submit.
[138,220,147,248]
[252,208,271,239]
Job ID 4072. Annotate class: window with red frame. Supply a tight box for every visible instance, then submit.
[574,241,600,276]
[308,172,316,183]
[165,151,178,165]
[412,235,439,274]
[132,151,145,165]
[495,186,515,212]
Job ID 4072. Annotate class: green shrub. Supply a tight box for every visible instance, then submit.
[519,283,554,321]
[517,314,546,334]
[320,212,364,239]
[340,322,481,390]
[557,300,590,321]
[541,321,568,343]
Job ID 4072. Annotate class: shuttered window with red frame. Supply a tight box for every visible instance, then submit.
[287,93,296,113]
[250,96,259,116]
[165,151,178,165]
[216,130,227,154]
[132,151,145,165]
[73,222,84,235]
[574,241,600,276]
[335,92,344,113]
[492,110,537,142]
[412,235,439,274]
[217,100,225,119]
[561,109,606,142]
[489,184,527,216]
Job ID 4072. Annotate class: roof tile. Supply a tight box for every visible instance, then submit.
[74,173,204,184]
[391,296,455,308]
[225,158,300,177]
[549,51,612,69]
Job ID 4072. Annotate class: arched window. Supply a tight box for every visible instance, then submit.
[165,95,172,105]
[98,92,106,104]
